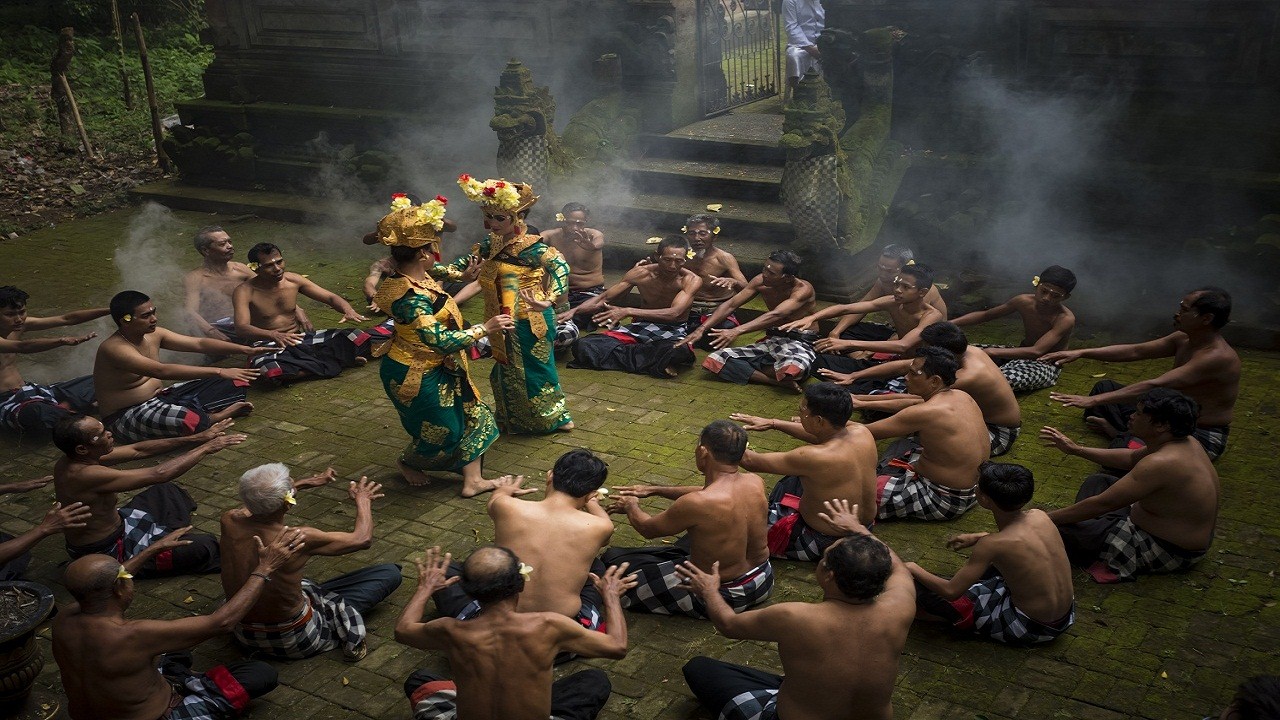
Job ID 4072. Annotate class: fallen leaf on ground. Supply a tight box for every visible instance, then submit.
[706,203,723,212]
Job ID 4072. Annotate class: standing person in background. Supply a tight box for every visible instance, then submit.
[784,0,825,102]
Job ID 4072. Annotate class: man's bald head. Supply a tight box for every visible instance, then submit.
[460,545,524,604]
[64,555,125,605]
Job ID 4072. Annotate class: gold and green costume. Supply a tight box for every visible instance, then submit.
[448,232,572,434]
[372,274,498,472]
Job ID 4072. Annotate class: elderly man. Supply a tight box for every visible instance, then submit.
[52,527,302,720]
[1044,287,1239,462]
[95,290,260,443]
[396,546,634,720]
[1041,388,1219,583]
[866,346,990,521]
[233,242,388,384]
[53,413,242,575]
[682,214,749,348]
[687,250,818,391]
[829,245,947,342]
[220,464,402,661]
[431,449,614,634]
[567,235,701,378]
[731,383,879,560]
[603,420,772,618]
[544,202,607,348]
[679,506,914,720]
[0,285,104,436]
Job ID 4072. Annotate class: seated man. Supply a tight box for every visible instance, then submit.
[829,244,947,342]
[183,225,310,344]
[953,265,1077,393]
[52,528,301,720]
[221,464,402,661]
[53,414,242,575]
[543,202,607,348]
[782,263,944,375]
[431,449,615,632]
[687,250,818,391]
[1044,287,1239,462]
[396,546,633,720]
[825,322,1022,456]
[730,383,878,560]
[0,500,90,580]
[233,242,387,384]
[1041,388,1219,583]
[866,347,990,521]
[0,285,104,436]
[682,214,749,347]
[908,462,1076,645]
[95,290,259,443]
[566,236,701,378]
[603,420,772,618]
[679,516,914,720]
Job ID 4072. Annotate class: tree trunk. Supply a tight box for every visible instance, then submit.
[50,27,76,144]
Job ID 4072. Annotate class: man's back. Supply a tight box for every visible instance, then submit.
[492,495,614,617]
[683,471,770,579]
[1129,439,1219,550]
[432,612,573,719]
[957,346,1021,427]
[54,610,174,720]
[798,425,879,529]
[911,390,990,488]
[220,509,309,623]
[982,510,1074,623]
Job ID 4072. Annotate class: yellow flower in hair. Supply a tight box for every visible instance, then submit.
[283,489,297,506]
[555,213,565,222]
[116,565,133,581]
[1032,275,1041,287]
[248,262,260,272]
[595,487,610,500]
[518,562,534,580]
[686,248,696,259]
[122,314,133,322]
[680,226,687,233]
[712,227,721,235]
[905,259,915,266]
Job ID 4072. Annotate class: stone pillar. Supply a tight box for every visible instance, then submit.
[491,59,553,192]
[780,71,845,248]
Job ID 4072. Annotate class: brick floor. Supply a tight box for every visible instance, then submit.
[2,207,1278,719]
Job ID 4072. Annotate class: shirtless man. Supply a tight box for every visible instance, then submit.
[53,413,242,575]
[95,290,259,443]
[679,513,914,720]
[687,250,818,390]
[567,236,702,377]
[729,382,878,560]
[52,528,301,720]
[396,546,634,720]
[603,420,772,618]
[430,449,615,631]
[220,464,402,661]
[782,262,944,375]
[679,214,749,348]
[829,244,948,342]
[1041,388,1219,583]
[824,322,1023,456]
[908,462,1076,645]
[866,346,990,521]
[234,242,382,384]
[0,285,104,436]
[953,264,1076,392]
[1043,287,1239,462]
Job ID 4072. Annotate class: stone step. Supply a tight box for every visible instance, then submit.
[594,191,792,241]
[634,133,787,165]
[616,157,783,202]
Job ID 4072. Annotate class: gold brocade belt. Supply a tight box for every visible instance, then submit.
[480,260,553,365]
[374,331,452,404]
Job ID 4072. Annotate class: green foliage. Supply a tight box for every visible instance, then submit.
[43,0,206,32]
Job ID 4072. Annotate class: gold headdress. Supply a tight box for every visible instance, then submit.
[376,193,449,256]
[456,174,538,213]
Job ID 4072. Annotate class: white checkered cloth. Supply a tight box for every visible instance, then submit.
[65,506,168,562]
[1191,425,1230,462]
[977,346,1062,393]
[959,575,1075,645]
[875,444,977,521]
[0,382,59,431]
[614,319,696,343]
[719,688,780,720]
[250,328,358,379]
[703,336,816,384]
[1100,517,1206,581]
[455,597,604,631]
[104,378,245,443]
[163,666,251,720]
[411,681,460,720]
[233,581,366,659]
[987,423,1022,457]
[621,554,773,619]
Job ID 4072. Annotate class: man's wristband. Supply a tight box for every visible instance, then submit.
[251,572,271,582]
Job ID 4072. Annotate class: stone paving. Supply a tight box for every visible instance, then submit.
[2,207,1278,719]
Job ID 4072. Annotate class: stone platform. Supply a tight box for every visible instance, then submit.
[2,207,1277,719]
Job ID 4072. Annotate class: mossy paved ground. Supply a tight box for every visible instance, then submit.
[2,206,1278,720]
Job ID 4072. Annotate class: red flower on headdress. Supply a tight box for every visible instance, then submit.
[458,174,471,183]
[391,192,407,200]
[494,181,506,189]
[435,195,448,205]
[483,187,496,196]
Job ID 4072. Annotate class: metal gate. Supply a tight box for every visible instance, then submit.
[697,0,782,117]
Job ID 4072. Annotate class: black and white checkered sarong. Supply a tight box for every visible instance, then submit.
[876,444,977,521]
[978,346,1061,393]
[955,575,1074,645]
[0,382,59,431]
[65,505,168,562]
[410,679,460,720]
[164,665,251,720]
[614,320,696,344]
[703,336,816,384]
[251,322,392,381]
[104,378,245,443]
[720,688,779,720]
[987,423,1022,457]
[616,548,773,619]
[1100,517,1206,581]
[233,581,366,659]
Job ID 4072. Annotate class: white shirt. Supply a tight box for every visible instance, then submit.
[784,0,824,48]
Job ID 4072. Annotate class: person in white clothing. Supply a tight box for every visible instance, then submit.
[785,0,825,99]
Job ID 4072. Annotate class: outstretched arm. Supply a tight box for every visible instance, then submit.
[296,478,382,556]
[0,334,96,355]
[296,275,365,323]
[951,299,1016,328]
[680,280,759,347]
[100,419,239,464]
[24,307,110,331]
[395,547,457,651]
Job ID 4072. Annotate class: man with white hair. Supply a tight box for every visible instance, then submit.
[219,463,402,661]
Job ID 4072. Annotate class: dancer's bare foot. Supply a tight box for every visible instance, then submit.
[460,476,502,498]
[557,421,575,432]
[397,459,432,487]
[354,356,368,366]
[1084,415,1120,439]
[210,402,254,423]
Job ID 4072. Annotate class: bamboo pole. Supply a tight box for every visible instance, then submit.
[56,73,97,159]
[131,13,171,172]
[111,0,133,109]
